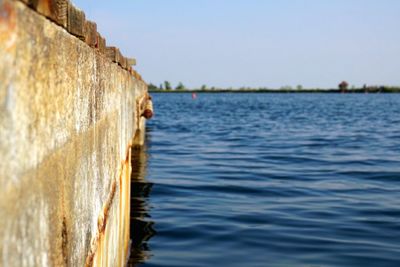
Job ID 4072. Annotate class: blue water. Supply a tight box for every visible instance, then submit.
[129,93,400,267]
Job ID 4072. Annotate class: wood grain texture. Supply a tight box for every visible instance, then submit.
[32,0,68,28]
[84,20,97,47]
[67,2,85,39]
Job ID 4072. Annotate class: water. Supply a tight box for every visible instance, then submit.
[129,93,400,267]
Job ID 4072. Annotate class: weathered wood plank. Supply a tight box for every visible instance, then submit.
[54,0,68,27]
[19,0,68,27]
[123,57,129,70]
[96,33,106,55]
[119,56,127,69]
[84,20,97,47]
[67,2,85,39]
[116,50,124,67]
[106,46,120,63]
[18,0,139,76]
[127,58,136,66]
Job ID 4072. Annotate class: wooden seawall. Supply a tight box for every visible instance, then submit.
[0,0,150,266]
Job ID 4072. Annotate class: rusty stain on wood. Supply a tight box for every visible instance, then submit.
[0,1,17,51]
[61,216,68,266]
[84,146,133,267]
[85,177,117,267]
[0,2,16,28]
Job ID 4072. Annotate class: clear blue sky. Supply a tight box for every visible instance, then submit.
[73,0,400,89]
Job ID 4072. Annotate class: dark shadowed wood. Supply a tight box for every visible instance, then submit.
[54,0,68,27]
[121,57,128,70]
[95,33,106,55]
[67,2,85,39]
[116,50,124,67]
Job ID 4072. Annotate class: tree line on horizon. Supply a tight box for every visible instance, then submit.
[148,81,400,93]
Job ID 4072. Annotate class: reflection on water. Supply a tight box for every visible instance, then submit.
[127,143,156,266]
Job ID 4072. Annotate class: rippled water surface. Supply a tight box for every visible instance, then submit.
[129,93,400,267]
